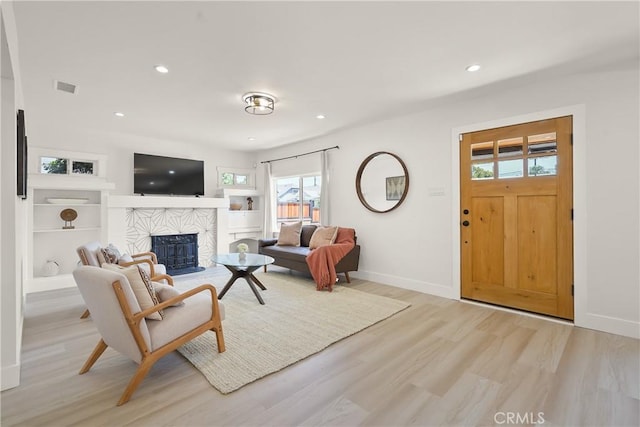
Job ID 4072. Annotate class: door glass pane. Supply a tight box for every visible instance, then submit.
[528,132,557,155]
[471,141,494,160]
[498,137,523,158]
[302,176,321,224]
[471,162,494,180]
[528,156,557,176]
[498,159,523,179]
[41,157,68,174]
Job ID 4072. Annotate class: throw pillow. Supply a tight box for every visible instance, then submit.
[153,282,184,306]
[103,264,163,320]
[276,221,303,246]
[309,226,339,249]
[107,243,122,259]
[99,247,118,265]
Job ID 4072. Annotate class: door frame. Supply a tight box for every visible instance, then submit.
[451,104,586,325]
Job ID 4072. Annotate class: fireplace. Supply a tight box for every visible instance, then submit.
[151,233,204,276]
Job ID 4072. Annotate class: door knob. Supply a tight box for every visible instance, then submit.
[462,220,470,227]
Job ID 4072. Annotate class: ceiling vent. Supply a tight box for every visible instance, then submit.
[54,80,77,94]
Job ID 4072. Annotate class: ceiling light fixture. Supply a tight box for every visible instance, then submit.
[316,114,326,119]
[248,137,256,141]
[465,64,481,72]
[114,112,125,117]
[242,92,276,115]
[155,65,169,74]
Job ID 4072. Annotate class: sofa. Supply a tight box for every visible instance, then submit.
[258,225,360,282]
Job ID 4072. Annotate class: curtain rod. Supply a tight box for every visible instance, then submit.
[260,146,339,164]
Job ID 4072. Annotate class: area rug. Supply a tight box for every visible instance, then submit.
[173,271,410,394]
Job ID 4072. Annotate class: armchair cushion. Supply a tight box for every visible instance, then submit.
[118,254,134,264]
[146,292,223,350]
[103,264,163,320]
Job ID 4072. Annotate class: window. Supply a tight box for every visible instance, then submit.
[218,167,254,188]
[470,132,558,180]
[275,175,321,225]
[40,157,95,175]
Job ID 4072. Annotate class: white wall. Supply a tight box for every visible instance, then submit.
[256,60,640,338]
[25,125,256,197]
[1,3,27,391]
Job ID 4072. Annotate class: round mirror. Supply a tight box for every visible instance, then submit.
[356,151,409,213]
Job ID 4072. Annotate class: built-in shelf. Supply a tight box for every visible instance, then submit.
[34,227,101,233]
[33,203,100,208]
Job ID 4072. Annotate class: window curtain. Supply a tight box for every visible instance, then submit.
[263,162,274,238]
[320,150,330,225]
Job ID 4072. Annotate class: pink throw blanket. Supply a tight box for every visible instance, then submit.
[306,227,356,291]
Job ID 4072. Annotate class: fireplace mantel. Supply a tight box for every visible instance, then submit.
[109,195,227,209]
[107,195,231,262]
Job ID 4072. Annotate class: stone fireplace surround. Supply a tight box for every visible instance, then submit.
[107,196,230,269]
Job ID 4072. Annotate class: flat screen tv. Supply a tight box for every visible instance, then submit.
[17,109,27,199]
[134,153,204,196]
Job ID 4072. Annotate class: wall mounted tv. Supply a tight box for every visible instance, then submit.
[134,153,204,196]
[17,109,27,199]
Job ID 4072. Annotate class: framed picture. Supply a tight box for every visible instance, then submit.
[386,175,405,201]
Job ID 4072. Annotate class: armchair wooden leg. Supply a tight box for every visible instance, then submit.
[79,339,108,374]
[117,358,155,406]
[80,309,91,319]
[264,265,267,273]
[344,272,351,283]
[212,325,226,353]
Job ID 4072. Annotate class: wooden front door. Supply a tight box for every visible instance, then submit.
[460,116,573,320]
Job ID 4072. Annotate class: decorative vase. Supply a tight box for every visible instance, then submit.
[239,251,246,261]
[43,260,59,277]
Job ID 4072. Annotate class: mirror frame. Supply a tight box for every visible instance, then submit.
[355,151,410,213]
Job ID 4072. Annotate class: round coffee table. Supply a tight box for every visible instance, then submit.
[212,253,274,305]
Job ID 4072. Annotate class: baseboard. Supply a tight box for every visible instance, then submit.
[27,274,76,294]
[351,270,455,300]
[1,363,21,391]
[577,312,640,339]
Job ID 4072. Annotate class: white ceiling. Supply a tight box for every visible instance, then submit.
[13,1,640,151]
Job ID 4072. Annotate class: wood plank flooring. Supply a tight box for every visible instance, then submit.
[1,266,638,426]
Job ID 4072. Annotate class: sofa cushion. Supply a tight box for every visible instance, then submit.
[300,225,318,247]
[309,226,338,249]
[261,244,311,262]
[277,221,302,246]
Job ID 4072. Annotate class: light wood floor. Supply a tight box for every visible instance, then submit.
[2,266,638,426]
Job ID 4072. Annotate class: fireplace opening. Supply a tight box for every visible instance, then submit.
[151,233,204,276]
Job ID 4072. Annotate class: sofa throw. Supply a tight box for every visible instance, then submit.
[306,227,355,291]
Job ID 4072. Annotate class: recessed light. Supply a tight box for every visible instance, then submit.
[316,114,326,119]
[168,170,175,174]
[465,64,481,72]
[248,137,256,141]
[154,65,169,74]
[114,112,125,117]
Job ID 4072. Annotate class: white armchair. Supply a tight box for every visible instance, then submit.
[73,266,225,406]
[76,241,173,318]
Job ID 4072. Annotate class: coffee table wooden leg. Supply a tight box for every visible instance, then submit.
[218,267,242,299]
[250,273,267,291]
[243,277,265,305]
